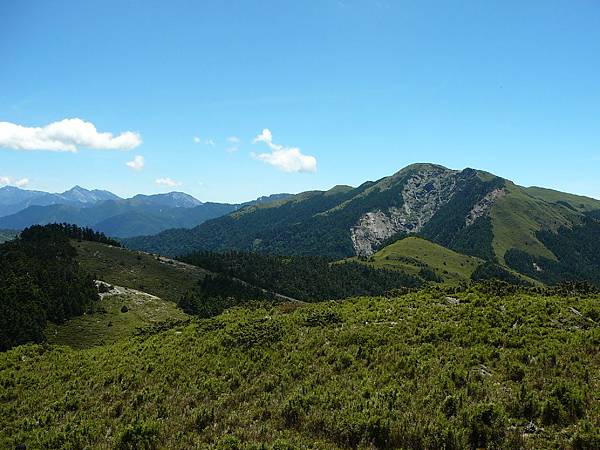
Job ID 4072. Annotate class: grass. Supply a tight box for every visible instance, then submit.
[2,287,599,449]
[353,236,483,283]
[525,186,600,212]
[490,184,576,263]
[74,240,207,302]
[45,289,189,349]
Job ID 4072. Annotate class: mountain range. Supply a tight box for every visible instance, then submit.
[124,163,600,286]
[0,186,292,238]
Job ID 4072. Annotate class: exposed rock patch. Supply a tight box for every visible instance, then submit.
[350,167,459,256]
[465,188,506,226]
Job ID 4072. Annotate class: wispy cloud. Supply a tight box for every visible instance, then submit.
[0,118,141,152]
[193,136,201,144]
[126,155,145,171]
[205,139,216,147]
[0,176,29,187]
[155,177,182,188]
[251,128,317,173]
[227,136,241,144]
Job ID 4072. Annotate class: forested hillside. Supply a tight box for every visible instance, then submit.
[181,251,421,301]
[0,224,106,350]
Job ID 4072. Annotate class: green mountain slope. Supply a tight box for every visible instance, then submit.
[2,289,599,449]
[359,236,483,283]
[124,163,600,286]
[124,164,506,259]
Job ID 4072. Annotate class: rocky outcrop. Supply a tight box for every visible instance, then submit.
[350,167,459,256]
[465,188,505,226]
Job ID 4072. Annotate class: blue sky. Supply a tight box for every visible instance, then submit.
[1,0,599,203]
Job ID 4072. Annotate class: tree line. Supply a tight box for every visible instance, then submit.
[0,224,104,351]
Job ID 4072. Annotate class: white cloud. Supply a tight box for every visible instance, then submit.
[0,176,29,187]
[155,177,182,188]
[225,136,241,153]
[205,139,216,147]
[251,128,317,173]
[0,118,142,152]
[126,155,145,171]
[253,129,273,146]
[193,136,201,144]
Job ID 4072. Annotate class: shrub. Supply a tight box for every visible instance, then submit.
[305,310,342,327]
[192,407,214,432]
[467,403,506,449]
[572,420,600,450]
[116,419,160,449]
[541,396,564,425]
[225,318,283,347]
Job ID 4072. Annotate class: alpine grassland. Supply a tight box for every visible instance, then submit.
[1,284,599,449]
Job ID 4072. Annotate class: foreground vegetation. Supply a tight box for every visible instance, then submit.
[1,285,599,449]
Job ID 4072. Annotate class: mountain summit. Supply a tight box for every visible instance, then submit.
[124,163,600,286]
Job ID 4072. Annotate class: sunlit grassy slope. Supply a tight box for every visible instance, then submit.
[1,289,599,449]
[45,288,189,349]
[490,183,600,264]
[525,186,600,212]
[359,236,483,283]
[74,240,207,302]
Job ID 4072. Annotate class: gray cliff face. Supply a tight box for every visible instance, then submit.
[350,166,460,257]
[465,188,506,226]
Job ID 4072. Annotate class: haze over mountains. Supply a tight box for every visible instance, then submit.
[0,185,290,237]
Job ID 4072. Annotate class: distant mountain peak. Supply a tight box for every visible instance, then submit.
[60,186,120,204]
[130,192,202,208]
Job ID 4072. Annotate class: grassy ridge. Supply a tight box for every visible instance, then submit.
[490,184,577,263]
[74,240,207,303]
[364,236,482,282]
[45,289,188,349]
[1,289,599,449]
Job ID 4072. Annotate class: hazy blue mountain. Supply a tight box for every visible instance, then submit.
[60,186,121,204]
[0,185,121,217]
[128,192,202,208]
[0,185,296,238]
[0,197,236,238]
